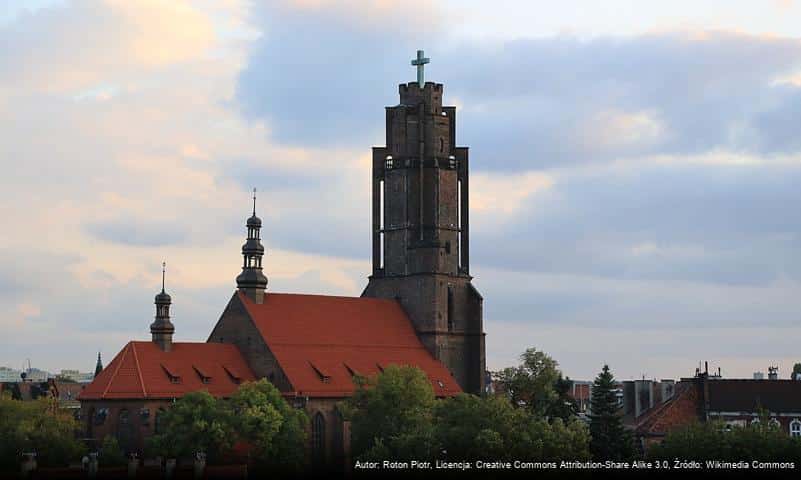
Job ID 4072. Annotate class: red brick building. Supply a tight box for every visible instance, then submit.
[632,370,801,449]
[79,55,479,468]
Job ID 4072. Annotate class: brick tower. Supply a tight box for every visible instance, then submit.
[362,51,486,394]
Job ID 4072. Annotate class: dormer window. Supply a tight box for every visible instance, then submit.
[309,361,331,384]
[193,366,212,384]
[223,365,241,385]
[161,364,181,384]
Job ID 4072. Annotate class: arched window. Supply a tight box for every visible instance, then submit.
[312,412,326,464]
[155,408,166,434]
[769,418,780,429]
[750,418,760,427]
[791,419,801,438]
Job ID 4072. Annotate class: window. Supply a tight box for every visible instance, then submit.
[447,285,454,332]
[312,412,326,465]
[769,418,780,429]
[119,408,129,425]
[154,409,165,434]
[750,418,760,426]
[791,420,801,438]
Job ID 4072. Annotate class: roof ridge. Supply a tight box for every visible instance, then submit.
[102,342,130,397]
[270,343,426,348]
[130,342,147,397]
[238,290,397,302]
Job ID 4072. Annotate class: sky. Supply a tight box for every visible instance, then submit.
[1,0,801,381]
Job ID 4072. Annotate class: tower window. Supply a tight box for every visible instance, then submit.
[447,285,454,332]
[440,138,444,153]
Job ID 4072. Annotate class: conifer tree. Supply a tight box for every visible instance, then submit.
[588,365,633,460]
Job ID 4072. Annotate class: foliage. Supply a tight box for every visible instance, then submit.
[792,363,801,380]
[492,348,578,421]
[434,393,590,461]
[345,366,591,462]
[551,374,580,421]
[648,416,801,462]
[588,365,633,461]
[0,394,86,470]
[146,391,235,461]
[345,365,437,460]
[99,435,126,466]
[229,379,307,469]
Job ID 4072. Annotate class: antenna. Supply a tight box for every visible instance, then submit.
[252,188,257,216]
[161,261,166,293]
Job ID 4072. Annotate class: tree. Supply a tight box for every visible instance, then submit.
[434,393,590,461]
[588,365,633,460]
[550,374,579,421]
[344,365,436,460]
[0,394,86,470]
[147,391,235,461]
[792,363,801,380]
[648,417,801,462]
[493,348,577,420]
[99,435,126,466]
[228,379,307,469]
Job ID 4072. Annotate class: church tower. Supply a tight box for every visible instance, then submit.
[363,51,486,394]
[236,189,268,304]
[150,262,175,351]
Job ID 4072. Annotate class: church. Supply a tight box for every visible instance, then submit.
[78,52,486,466]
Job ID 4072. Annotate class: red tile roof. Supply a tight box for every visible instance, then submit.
[238,292,461,398]
[78,341,255,400]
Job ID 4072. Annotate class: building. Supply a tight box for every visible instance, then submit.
[633,367,801,450]
[79,53,484,466]
[57,369,95,383]
[0,366,22,382]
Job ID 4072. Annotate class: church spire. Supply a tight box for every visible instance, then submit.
[150,261,175,351]
[236,188,268,303]
[94,352,103,377]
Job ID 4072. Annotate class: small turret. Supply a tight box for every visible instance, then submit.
[236,189,269,303]
[150,262,175,351]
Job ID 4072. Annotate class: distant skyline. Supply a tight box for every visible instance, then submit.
[1,1,801,380]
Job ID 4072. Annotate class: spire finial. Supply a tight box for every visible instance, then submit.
[161,261,166,293]
[252,188,257,216]
[411,50,430,86]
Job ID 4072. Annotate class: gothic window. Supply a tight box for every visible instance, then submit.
[312,412,326,464]
[154,409,165,434]
[769,418,780,429]
[790,420,801,437]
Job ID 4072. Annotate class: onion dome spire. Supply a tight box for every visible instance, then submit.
[150,261,175,351]
[237,188,268,304]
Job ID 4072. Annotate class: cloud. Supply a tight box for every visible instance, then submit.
[472,156,801,285]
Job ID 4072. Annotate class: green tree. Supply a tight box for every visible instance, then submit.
[648,417,801,462]
[493,348,569,418]
[0,394,86,470]
[792,363,801,380]
[147,391,234,461]
[434,393,590,461]
[228,379,307,469]
[99,435,126,466]
[550,374,579,421]
[344,365,436,460]
[588,365,633,460]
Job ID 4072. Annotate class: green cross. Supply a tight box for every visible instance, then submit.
[411,50,430,87]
